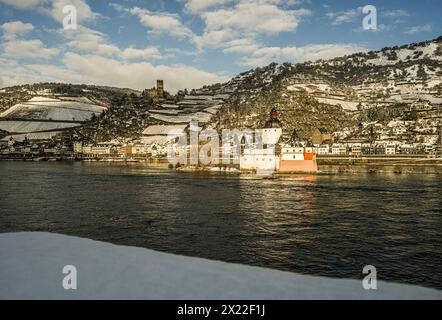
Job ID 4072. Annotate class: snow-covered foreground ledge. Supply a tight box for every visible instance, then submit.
[0,232,441,300]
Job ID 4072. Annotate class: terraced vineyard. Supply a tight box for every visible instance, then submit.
[0,96,108,141]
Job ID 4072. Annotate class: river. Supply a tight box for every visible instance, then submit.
[0,161,440,289]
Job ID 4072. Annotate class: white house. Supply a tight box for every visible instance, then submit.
[385,144,396,155]
[349,143,362,156]
[318,145,330,155]
[331,143,347,155]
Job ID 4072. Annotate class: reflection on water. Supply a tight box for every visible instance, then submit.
[0,162,441,289]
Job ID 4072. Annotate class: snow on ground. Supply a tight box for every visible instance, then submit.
[314,97,360,111]
[28,96,61,102]
[204,105,222,115]
[365,43,441,66]
[0,97,106,122]
[1,131,63,142]
[159,104,180,109]
[149,109,181,115]
[287,83,332,93]
[26,101,106,112]
[0,121,80,133]
[0,96,106,136]
[213,94,230,100]
[58,96,96,104]
[184,95,215,100]
[150,112,212,124]
[1,104,99,122]
[139,135,169,145]
[0,232,440,300]
[142,124,187,136]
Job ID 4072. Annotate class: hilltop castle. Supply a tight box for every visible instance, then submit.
[144,80,164,100]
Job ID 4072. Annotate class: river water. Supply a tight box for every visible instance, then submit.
[0,161,441,289]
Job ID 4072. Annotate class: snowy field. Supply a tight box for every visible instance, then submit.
[0,96,106,136]
[0,121,80,133]
[139,135,169,145]
[0,96,106,122]
[142,124,187,136]
[150,112,212,124]
[149,109,181,115]
[314,97,360,111]
[0,232,440,300]
[1,131,63,142]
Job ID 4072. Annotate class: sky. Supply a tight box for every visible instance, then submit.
[0,0,441,92]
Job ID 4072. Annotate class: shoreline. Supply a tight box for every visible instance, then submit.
[1,156,442,174]
[1,232,441,299]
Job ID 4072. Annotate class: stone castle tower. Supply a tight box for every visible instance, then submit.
[157,80,164,97]
[145,80,165,100]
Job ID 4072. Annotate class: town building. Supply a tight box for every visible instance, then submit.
[349,143,362,156]
[385,144,397,155]
[318,144,330,155]
[73,142,83,154]
[331,143,347,155]
[374,144,386,155]
[400,144,420,155]
[362,143,375,155]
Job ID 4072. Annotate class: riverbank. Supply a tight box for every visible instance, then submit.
[1,232,441,300]
[317,156,442,174]
[2,156,442,174]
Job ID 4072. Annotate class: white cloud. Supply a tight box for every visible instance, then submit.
[1,21,34,40]
[0,0,44,9]
[26,63,83,83]
[328,7,411,26]
[193,0,311,51]
[382,9,410,18]
[327,7,363,25]
[2,39,60,60]
[193,28,237,49]
[223,38,260,54]
[202,2,310,35]
[61,27,121,57]
[0,57,44,86]
[184,0,234,13]
[0,0,98,23]
[405,24,432,35]
[241,43,367,67]
[59,26,164,61]
[354,23,392,33]
[61,53,229,92]
[43,0,98,23]
[129,6,194,39]
[0,52,229,93]
[121,47,162,61]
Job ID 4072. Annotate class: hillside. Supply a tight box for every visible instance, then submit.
[0,37,441,146]
[208,36,442,142]
[0,83,144,143]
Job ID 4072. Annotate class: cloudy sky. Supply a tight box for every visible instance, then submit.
[0,0,440,92]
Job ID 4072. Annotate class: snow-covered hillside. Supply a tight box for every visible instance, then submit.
[0,96,107,140]
[1,37,440,145]
[208,37,442,139]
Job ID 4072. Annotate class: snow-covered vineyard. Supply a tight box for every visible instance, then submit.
[139,89,230,145]
[0,96,107,141]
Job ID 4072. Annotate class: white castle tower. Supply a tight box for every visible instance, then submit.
[262,108,282,145]
[240,108,282,172]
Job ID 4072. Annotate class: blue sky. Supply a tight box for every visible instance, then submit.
[0,0,440,92]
